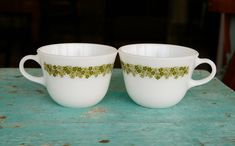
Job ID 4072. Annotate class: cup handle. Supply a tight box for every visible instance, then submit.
[188,58,216,89]
[19,55,46,86]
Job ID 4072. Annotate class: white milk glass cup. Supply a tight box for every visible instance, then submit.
[19,43,117,108]
[119,44,216,108]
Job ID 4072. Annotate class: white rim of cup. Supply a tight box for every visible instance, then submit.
[37,43,117,59]
[118,43,199,60]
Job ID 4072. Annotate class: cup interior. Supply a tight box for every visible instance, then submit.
[38,43,117,57]
[119,44,198,58]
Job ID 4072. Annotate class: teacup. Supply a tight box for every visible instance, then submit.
[119,44,216,108]
[19,43,117,108]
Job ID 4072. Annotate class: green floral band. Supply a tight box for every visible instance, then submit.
[121,61,189,79]
[44,63,113,79]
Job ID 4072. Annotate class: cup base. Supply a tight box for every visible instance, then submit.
[126,87,186,108]
[53,99,103,108]
[131,99,182,108]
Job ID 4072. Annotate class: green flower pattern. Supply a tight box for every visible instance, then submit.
[44,63,113,79]
[121,61,189,79]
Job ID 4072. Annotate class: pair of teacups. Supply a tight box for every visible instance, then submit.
[19,43,216,108]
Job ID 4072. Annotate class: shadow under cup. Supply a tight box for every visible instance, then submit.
[19,43,117,108]
[119,44,216,108]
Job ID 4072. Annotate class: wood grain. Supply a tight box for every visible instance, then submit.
[0,68,235,146]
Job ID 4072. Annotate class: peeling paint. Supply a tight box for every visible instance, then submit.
[225,113,232,118]
[0,116,6,119]
[14,75,22,78]
[99,140,110,143]
[35,89,45,94]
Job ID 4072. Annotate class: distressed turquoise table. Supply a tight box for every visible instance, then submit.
[0,68,235,146]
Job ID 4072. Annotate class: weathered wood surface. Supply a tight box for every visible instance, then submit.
[0,68,235,146]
